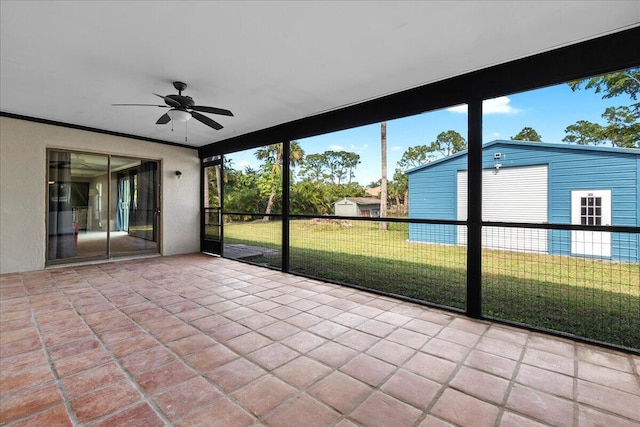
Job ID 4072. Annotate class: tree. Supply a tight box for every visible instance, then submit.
[380,121,388,230]
[511,127,542,142]
[427,130,467,157]
[397,145,434,170]
[255,141,304,220]
[563,68,639,148]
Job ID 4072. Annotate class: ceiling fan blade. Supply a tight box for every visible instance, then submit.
[190,111,223,130]
[189,105,234,116]
[112,103,168,107]
[153,93,182,108]
[156,113,171,125]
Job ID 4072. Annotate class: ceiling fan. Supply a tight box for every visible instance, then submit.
[113,81,233,130]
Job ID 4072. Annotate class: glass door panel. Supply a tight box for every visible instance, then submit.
[202,161,222,254]
[47,150,160,265]
[110,157,159,256]
[48,151,109,262]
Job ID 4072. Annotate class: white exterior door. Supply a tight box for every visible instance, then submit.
[571,190,611,257]
[457,165,548,252]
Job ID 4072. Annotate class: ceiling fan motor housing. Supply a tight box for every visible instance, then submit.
[166,95,194,108]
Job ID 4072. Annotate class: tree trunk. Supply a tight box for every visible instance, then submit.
[380,121,388,230]
[262,192,276,221]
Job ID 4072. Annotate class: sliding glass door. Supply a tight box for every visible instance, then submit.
[47,150,160,264]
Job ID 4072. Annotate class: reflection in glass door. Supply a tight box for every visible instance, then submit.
[202,157,222,254]
[47,150,160,264]
[110,157,159,256]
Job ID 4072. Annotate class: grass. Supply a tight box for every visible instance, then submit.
[223,219,640,349]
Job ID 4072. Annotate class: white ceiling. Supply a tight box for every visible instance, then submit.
[1,1,639,148]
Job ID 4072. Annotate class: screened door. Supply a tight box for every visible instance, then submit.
[202,157,223,254]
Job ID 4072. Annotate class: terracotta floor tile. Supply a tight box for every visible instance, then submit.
[522,347,574,376]
[464,349,518,379]
[257,321,300,341]
[0,335,42,358]
[476,336,524,360]
[207,322,251,341]
[334,329,379,352]
[381,368,441,410]
[516,363,574,399]
[578,405,640,427]
[90,402,165,426]
[340,353,395,387]
[366,340,415,365]
[0,382,63,424]
[151,323,199,342]
[0,349,47,374]
[484,324,529,345]
[385,327,431,349]
[232,374,297,417]
[507,384,574,427]
[154,376,222,421]
[6,404,72,427]
[226,331,273,354]
[1,255,638,426]
[61,362,127,399]
[308,371,372,414]
[120,345,176,375]
[247,342,299,370]
[307,320,350,339]
[450,366,510,404]
[499,411,549,427]
[528,333,575,357]
[403,352,457,383]
[577,345,634,372]
[53,347,113,378]
[190,313,230,332]
[422,337,470,362]
[354,319,396,337]
[273,355,332,388]
[71,380,141,424]
[351,391,422,426]
[577,379,640,422]
[263,394,341,427]
[0,363,56,396]
[205,358,266,392]
[0,326,39,346]
[281,330,326,353]
[166,333,217,356]
[308,341,358,368]
[183,344,238,372]
[175,397,254,427]
[432,388,500,427]
[135,360,196,394]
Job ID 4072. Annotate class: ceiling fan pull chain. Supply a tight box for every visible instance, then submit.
[185,119,188,143]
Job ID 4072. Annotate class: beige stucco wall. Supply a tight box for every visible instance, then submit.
[0,117,200,274]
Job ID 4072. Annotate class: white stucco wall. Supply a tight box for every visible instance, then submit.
[0,117,200,274]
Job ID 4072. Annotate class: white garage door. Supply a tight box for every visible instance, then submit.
[457,165,548,253]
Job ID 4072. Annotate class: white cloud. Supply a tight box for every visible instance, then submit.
[349,144,368,152]
[392,145,402,152]
[329,145,344,151]
[492,132,501,138]
[447,97,520,115]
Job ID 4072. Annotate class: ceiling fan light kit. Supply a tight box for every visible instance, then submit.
[113,81,233,132]
[167,109,191,123]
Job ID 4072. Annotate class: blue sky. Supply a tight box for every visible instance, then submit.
[227,80,630,186]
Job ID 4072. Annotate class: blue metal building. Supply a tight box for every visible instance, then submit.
[406,140,640,262]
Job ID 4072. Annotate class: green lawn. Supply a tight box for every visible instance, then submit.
[224,219,640,349]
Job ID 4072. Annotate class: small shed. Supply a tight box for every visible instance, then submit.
[406,140,639,262]
[334,197,381,217]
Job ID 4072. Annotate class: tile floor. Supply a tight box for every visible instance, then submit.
[0,254,638,427]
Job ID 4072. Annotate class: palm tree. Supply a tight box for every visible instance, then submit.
[380,122,388,230]
[255,141,304,220]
